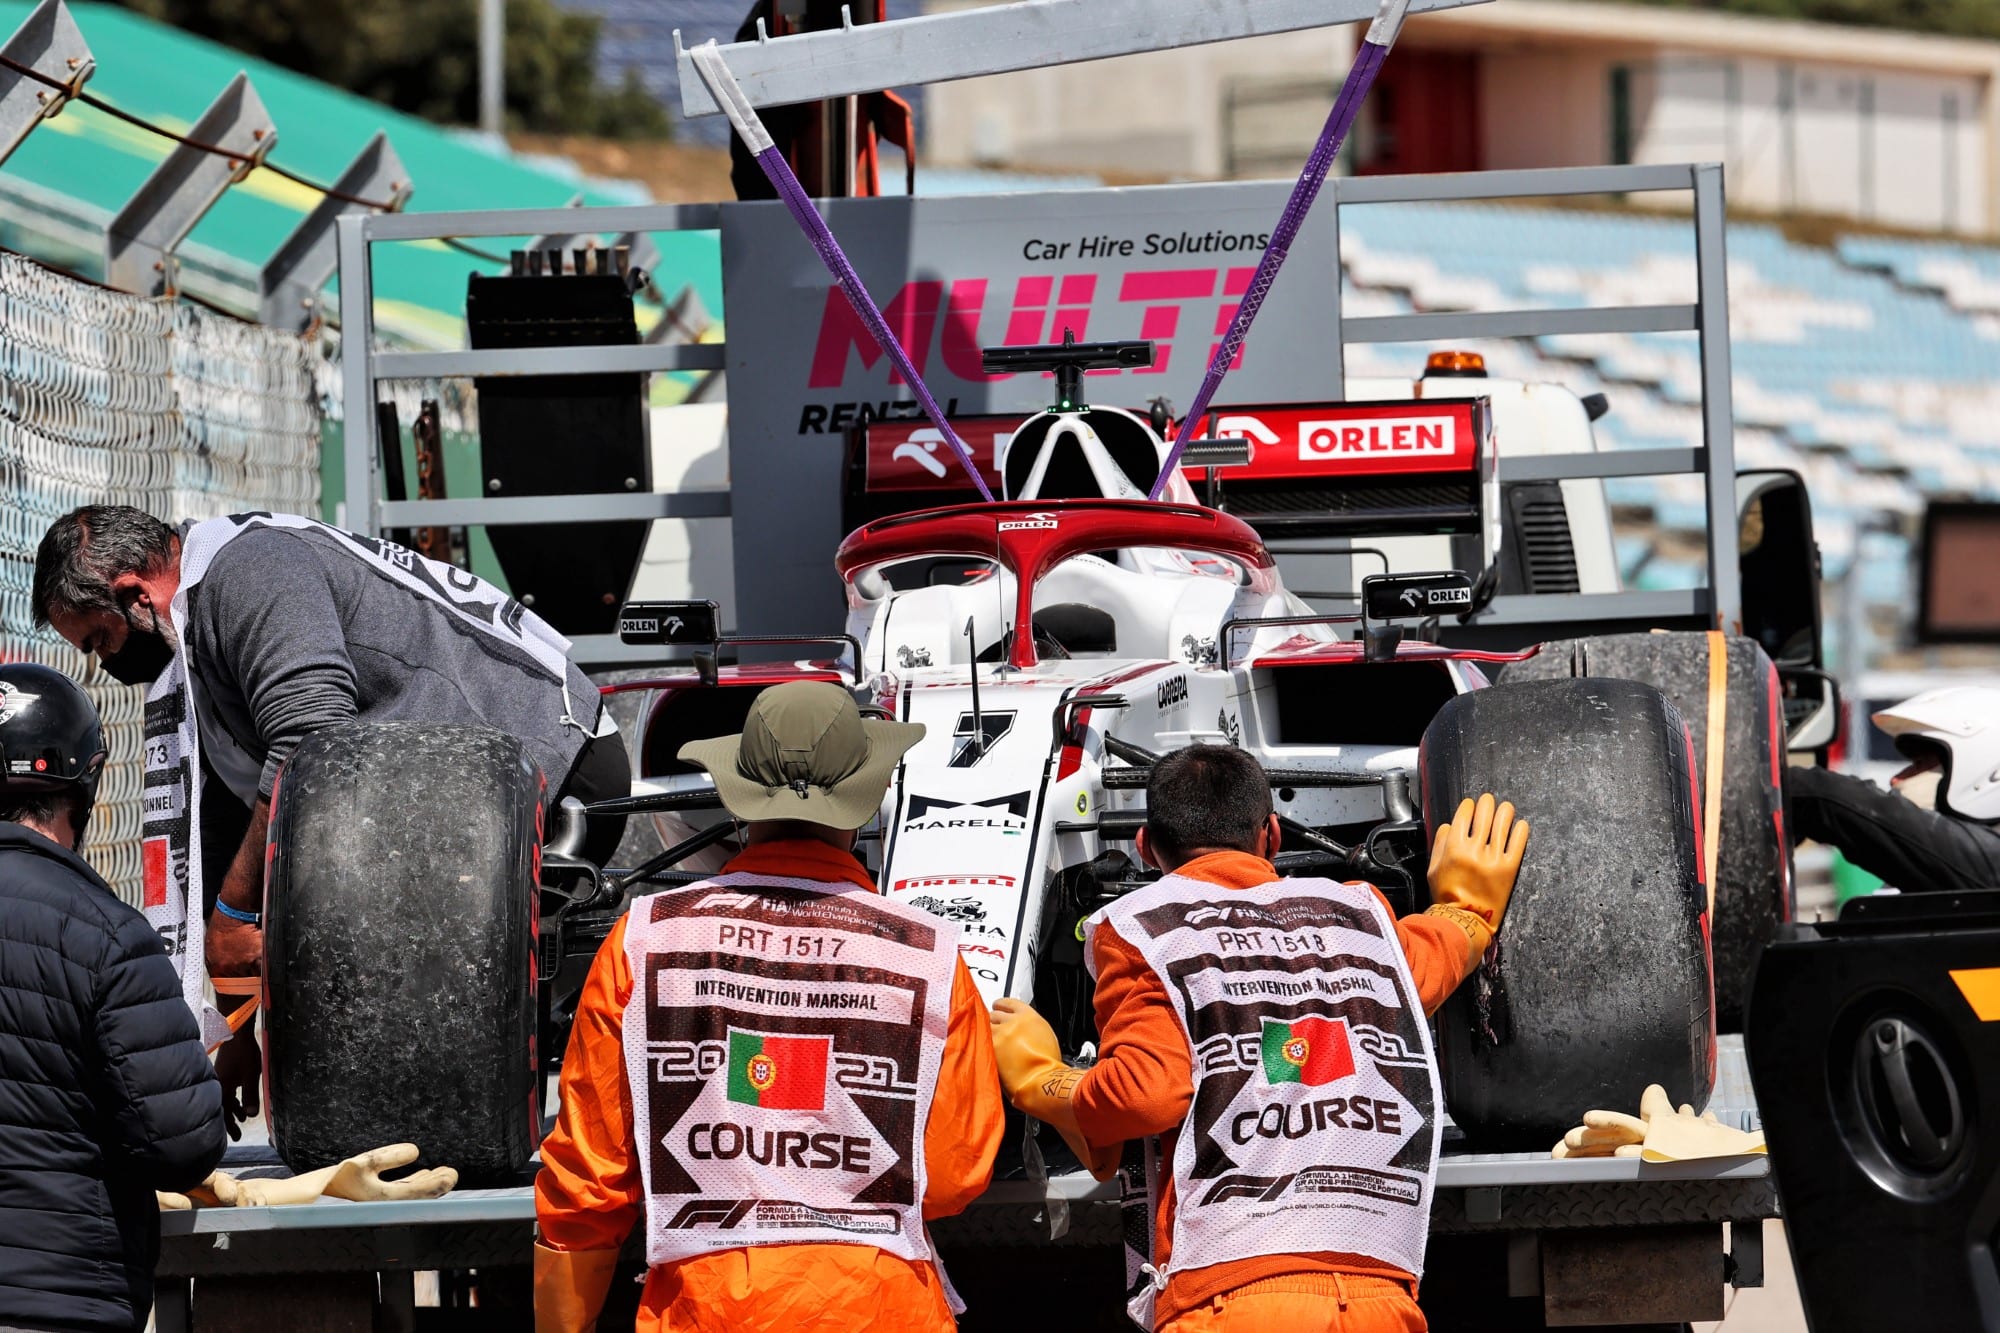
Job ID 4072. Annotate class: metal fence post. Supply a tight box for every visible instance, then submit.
[0,0,91,168]
[104,72,274,297]
[1693,161,1740,631]
[259,131,410,330]
[336,211,379,536]
[1328,176,1347,403]
[478,0,503,136]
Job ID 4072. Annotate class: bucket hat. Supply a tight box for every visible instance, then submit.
[679,681,924,830]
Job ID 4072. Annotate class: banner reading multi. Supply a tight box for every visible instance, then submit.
[720,180,1340,632]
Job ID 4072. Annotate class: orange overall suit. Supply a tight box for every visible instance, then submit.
[535,839,1005,1332]
[1074,850,1484,1333]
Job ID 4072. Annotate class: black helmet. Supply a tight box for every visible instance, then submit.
[0,663,107,822]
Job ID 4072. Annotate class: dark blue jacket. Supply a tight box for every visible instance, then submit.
[0,823,225,1330]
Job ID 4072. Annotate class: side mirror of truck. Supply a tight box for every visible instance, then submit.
[1782,666,1842,754]
[1736,469,1834,754]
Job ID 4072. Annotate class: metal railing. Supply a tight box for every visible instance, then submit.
[334,203,732,667]
[1327,161,1740,631]
[335,164,1742,656]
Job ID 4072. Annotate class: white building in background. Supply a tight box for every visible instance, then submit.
[921,0,2000,237]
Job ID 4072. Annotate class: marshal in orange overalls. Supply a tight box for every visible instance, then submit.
[1074,849,1482,1333]
[535,839,1004,1332]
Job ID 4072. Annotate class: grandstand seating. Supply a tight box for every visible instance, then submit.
[1839,236,2000,318]
[553,0,928,149]
[558,0,741,144]
[1335,203,2000,657]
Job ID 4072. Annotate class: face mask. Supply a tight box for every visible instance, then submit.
[99,603,174,687]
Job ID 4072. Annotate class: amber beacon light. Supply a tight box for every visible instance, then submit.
[1424,350,1488,378]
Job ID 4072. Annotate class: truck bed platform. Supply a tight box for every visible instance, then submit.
[159,1039,1772,1272]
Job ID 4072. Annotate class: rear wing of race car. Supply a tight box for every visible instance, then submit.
[842,413,1015,531]
[842,397,1495,540]
[1179,399,1493,538]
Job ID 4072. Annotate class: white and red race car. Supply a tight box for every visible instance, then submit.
[608,338,1799,1155]
[255,341,1802,1182]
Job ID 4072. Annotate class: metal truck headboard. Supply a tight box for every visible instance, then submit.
[339,180,1735,654]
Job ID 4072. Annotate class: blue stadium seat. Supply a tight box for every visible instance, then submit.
[1338,200,1996,672]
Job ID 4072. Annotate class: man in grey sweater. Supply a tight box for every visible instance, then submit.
[33,506,629,1130]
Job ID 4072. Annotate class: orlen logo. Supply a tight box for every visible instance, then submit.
[1301,416,1457,462]
[893,427,1013,480]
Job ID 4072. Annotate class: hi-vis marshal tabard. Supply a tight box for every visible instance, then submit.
[141,513,579,1046]
[622,871,960,1274]
[140,657,243,1050]
[1085,874,1440,1330]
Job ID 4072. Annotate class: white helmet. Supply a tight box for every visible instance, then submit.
[1872,686,2000,822]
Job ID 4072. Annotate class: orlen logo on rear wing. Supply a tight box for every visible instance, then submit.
[855,399,1491,495]
[860,416,1016,493]
[1200,399,1491,480]
[868,400,1496,492]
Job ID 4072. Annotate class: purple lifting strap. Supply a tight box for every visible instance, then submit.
[1148,35,1394,499]
[753,146,995,502]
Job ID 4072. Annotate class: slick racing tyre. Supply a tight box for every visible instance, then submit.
[265,722,543,1184]
[1422,677,1713,1148]
[1501,631,1791,1030]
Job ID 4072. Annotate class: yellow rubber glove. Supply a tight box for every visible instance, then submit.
[319,1144,459,1202]
[168,1145,460,1207]
[534,1241,620,1333]
[1425,792,1529,960]
[1551,1085,1766,1161]
[1634,1084,1767,1162]
[1551,1109,1646,1160]
[990,997,1121,1182]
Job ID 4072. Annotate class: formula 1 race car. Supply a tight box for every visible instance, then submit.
[256,338,1819,1182]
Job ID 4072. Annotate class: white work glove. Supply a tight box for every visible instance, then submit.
[1552,1085,1766,1162]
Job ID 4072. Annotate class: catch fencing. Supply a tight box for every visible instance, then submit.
[0,252,322,903]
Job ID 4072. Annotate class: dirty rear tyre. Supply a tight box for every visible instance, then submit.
[1421,677,1713,1148]
[1500,632,1791,1030]
[265,722,543,1184]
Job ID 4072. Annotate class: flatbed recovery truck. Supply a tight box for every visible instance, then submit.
[170,174,1822,1333]
[159,1039,1773,1330]
[154,5,1835,1327]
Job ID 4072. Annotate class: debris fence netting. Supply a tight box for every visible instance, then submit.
[0,253,324,905]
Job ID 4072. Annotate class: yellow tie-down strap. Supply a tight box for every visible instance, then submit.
[211,975,261,1040]
[1702,630,1728,920]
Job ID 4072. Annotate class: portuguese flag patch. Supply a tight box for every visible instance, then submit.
[1261,1016,1356,1086]
[727,1030,830,1111]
